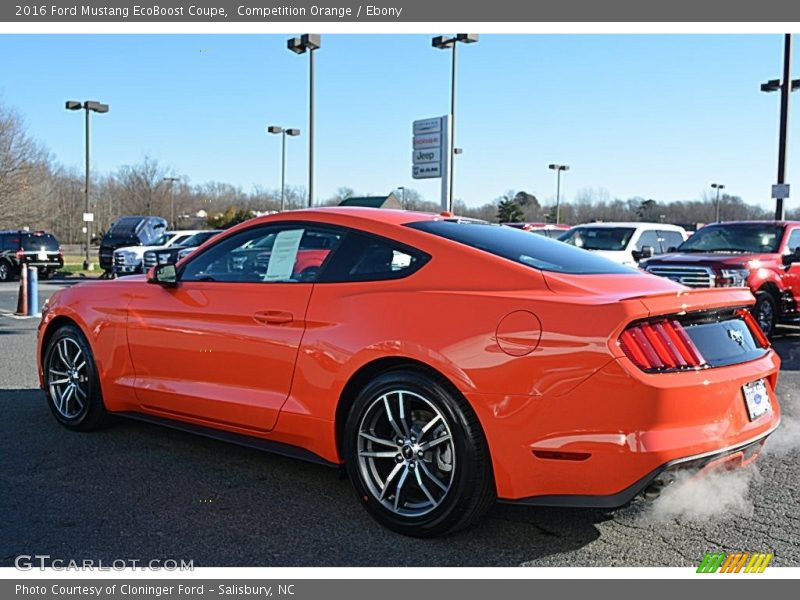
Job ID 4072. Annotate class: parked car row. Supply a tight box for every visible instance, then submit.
[502,218,800,337]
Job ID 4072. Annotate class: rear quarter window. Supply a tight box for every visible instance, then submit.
[406,220,635,275]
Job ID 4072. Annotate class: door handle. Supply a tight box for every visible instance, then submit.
[253,310,294,325]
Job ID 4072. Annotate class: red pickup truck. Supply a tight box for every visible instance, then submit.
[640,220,800,337]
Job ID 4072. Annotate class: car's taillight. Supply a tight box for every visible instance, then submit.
[736,308,770,348]
[619,319,706,371]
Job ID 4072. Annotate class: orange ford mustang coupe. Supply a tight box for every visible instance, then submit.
[37,208,781,537]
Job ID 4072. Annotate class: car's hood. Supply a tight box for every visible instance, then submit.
[115,244,169,255]
[577,249,638,267]
[642,252,770,267]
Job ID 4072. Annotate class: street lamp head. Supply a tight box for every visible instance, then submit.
[65,100,82,111]
[288,34,320,54]
[549,164,569,171]
[760,79,781,93]
[287,37,306,54]
[267,126,283,134]
[456,33,480,44]
[432,35,454,49]
[792,78,800,92]
[711,183,725,189]
[84,101,109,113]
[285,128,301,136]
[301,34,321,51]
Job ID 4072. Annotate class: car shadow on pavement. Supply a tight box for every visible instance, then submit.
[0,387,604,567]
[773,327,800,371]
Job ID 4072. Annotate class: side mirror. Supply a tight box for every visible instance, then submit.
[147,264,177,286]
[666,246,678,253]
[633,245,654,262]
[783,247,800,266]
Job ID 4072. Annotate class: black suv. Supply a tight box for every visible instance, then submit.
[98,216,167,274]
[0,230,64,282]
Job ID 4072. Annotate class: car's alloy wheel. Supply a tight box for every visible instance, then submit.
[0,260,11,282]
[356,390,455,517]
[43,324,111,431]
[753,292,776,338]
[344,369,495,537]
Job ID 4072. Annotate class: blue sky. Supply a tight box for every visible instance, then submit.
[0,34,796,209]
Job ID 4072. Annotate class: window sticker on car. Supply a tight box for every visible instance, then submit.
[264,229,304,281]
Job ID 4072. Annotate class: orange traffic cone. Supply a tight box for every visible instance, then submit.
[15,266,28,316]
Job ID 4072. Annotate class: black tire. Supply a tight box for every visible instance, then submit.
[0,259,13,282]
[343,368,495,537]
[42,324,112,431]
[752,291,777,338]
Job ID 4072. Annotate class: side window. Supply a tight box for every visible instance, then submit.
[659,231,684,253]
[787,229,800,253]
[636,230,660,252]
[180,224,342,283]
[319,232,428,282]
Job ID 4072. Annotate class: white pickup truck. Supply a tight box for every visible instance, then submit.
[113,230,205,275]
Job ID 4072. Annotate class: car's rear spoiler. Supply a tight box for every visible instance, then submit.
[629,287,755,318]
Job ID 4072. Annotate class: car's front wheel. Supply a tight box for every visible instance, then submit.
[752,291,777,338]
[343,369,495,537]
[43,324,111,431]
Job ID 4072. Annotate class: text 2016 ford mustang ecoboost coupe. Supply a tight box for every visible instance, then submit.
[37,208,781,537]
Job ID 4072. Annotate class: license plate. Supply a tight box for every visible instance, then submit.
[37,251,47,261]
[742,379,770,421]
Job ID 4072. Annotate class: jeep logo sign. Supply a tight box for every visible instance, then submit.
[413,148,440,164]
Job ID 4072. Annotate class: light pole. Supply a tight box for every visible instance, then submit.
[267,126,301,212]
[548,163,570,224]
[163,177,180,228]
[287,34,321,207]
[66,100,109,270]
[711,183,725,222]
[432,33,479,212]
[761,34,800,221]
[397,186,406,208]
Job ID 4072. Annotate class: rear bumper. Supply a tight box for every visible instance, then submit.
[500,425,776,508]
[467,349,782,501]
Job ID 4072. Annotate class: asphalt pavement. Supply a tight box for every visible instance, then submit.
[1,279,798,567]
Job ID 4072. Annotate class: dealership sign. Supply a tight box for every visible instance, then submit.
[412,116,448,180]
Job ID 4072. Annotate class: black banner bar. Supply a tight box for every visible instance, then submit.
[3,579,798,600]
[1,0,800,22]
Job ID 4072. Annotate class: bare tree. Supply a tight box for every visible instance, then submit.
[0,102,52,228]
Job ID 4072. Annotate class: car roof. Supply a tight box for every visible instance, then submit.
[570,222,687,231]
[701,220,800,226]
[252,206,442,227]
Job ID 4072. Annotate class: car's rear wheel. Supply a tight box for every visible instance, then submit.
[752,291,777,338]
[0,260,12,282]
[43,324,111,431]
[343,369,495,537]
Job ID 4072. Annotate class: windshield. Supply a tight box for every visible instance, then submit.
[181,231,219,247]
[678,223,784,254]
[406,220,635,275]
[559,227,636,251]
[21,234,59,251]
[151,234,173,246]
